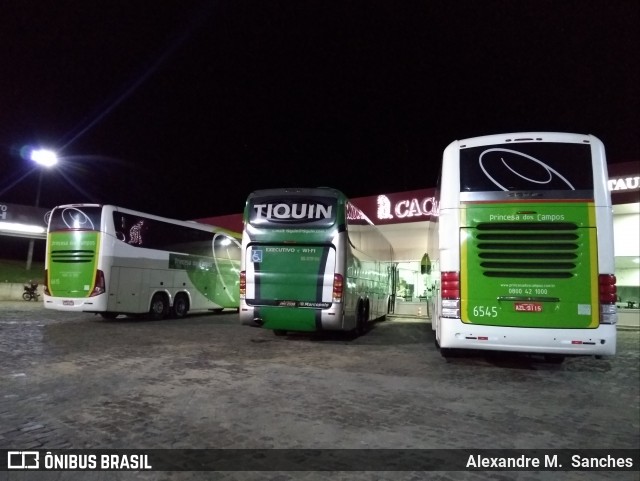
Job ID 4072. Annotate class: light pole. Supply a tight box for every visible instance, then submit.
[26,148,58,271]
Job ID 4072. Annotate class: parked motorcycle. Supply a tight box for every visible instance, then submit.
[23,282,40,301]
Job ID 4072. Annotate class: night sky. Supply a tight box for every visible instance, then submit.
[1,0,638,221]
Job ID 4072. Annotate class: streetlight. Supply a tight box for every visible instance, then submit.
[26,148,58,271]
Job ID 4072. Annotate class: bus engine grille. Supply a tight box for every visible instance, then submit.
[473,222,581,279]
[50,250,95,263]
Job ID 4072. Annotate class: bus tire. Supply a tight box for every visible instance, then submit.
[149,293,169,320]
[435,337,459,359]
[544,354,565,364]
[355,300,367,336]
[440,348,460,359]
[172,294,189,318]
[100,312,119,319]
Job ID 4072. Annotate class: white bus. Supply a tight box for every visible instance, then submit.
[44,204,241,319]
[431,132,617,361]
[239,187,394,336]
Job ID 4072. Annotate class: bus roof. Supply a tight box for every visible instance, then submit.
[247,187,346,199]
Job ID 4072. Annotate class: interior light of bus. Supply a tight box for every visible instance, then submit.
[333,274,344,303]
[441,271,460,299]
[89,270,106,297]
[43,269,50,296]
[239,271,246,299]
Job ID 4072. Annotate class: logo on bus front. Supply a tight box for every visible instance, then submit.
[252,203,332,222]
[249,197,337,228]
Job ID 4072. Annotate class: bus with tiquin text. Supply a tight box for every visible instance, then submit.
[44,204,241,319]
[431,132,617,362]
[240,187,394,336]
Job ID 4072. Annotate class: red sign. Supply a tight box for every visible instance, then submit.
[349,188,439,225]
[514,302,543,312]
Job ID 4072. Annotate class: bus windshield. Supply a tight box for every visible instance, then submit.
[459,142,594,195]
[248,195,337,229]
[48,205,102,231]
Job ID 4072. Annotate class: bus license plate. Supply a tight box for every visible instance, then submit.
[514,302,542,312]
[63,300,74,306]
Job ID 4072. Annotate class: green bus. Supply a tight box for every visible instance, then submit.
[44,204,241,319]
[239,187,394,336]
[431,132,617,361]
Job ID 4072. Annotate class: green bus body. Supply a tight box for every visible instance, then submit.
[44,204,240,318]
[461,201,598,329]
[434,133,617,358]
[240,188,393,334]
[47,230,101,297]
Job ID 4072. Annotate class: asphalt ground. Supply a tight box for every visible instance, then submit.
[0,301,638,481]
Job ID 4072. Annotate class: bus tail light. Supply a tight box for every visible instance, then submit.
[89,270,106,297]
[441,272,460,299]
[441,271,460,318]
[599,274,617,303]
[43,269,50,296]
[239,271,246,299]
[599,274,618,325]
[333,274,344,303]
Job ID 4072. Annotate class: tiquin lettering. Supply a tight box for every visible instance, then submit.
[253,203,332,220]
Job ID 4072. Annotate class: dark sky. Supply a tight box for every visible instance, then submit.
[1,0,638,220]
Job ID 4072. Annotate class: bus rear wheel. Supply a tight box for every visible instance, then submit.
[435,337,459,359]
[544,354,565,364]
[149,293,169,320]
[354,300,368,337]
[172,294,189,318]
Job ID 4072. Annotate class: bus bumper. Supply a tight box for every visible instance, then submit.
[43,294,108,312]
[240,301,344,331]
[439,318,617,356]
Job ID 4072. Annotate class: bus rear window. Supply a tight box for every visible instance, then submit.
[460,142,594,193]
[48,206,102,232]
[248,196,337,228]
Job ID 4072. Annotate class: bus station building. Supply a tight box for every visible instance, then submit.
[197,161,639,325]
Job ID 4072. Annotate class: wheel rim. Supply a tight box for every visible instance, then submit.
[174,298,187,317]
[151,296,166,316]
